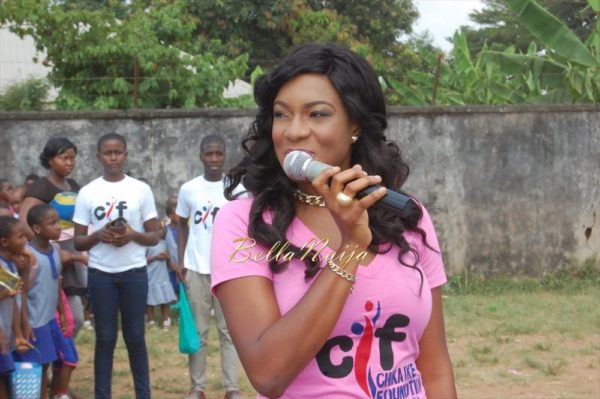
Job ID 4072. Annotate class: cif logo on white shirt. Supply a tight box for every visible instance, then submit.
[94,199,128,221]
[193,202,220,229]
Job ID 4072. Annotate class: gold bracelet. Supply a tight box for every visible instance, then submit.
[327,259,357,283]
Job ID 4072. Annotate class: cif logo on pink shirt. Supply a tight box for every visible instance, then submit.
[316,300,410,398]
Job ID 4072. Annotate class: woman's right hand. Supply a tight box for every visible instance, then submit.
[311,164,387,249]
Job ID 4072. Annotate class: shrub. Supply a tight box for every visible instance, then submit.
[0,78,49,111]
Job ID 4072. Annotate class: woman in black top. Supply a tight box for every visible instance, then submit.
[19,137,86,398]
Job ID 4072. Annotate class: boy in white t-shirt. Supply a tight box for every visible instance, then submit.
[176,134,245,399]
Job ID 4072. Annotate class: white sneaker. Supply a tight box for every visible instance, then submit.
[83,320,93,330]
[53,395,70,399]
[162,318,171,330]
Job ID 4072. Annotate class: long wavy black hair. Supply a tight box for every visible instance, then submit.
[225,43,429,281]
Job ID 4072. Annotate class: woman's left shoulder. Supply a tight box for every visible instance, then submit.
[416,203,436,229]
[401,202,442,253]
[66,178,81,192]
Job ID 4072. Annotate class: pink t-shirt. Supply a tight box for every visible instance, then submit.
[211,198,447,399]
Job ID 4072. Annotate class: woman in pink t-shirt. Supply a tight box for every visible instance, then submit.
[211,43,457,399]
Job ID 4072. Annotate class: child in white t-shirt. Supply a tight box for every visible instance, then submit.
[73,133,158,399]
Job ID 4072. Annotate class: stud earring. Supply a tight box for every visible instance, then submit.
[351,135,359,143]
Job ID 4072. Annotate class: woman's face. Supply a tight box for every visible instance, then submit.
[272,73,358,173]
[97,139,127,178]
[48,148,76,178]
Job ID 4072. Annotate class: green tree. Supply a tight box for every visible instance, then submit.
[184,0,421,75]
[0,0,249,109]
[386,0,600,105]
[461,0,597,55]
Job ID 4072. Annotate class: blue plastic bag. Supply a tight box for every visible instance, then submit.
[171,282,200,354]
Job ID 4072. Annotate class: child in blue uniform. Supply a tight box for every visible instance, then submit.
[13,205,78,399]
[0,216,33,398]
[165,196,180,296]
[145,223,177,330]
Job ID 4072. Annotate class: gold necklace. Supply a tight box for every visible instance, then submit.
[292,189,325,207]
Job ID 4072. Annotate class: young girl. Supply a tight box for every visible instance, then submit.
[0,216,34,398]
[146,222,177,330]
[164,196,179,296]
[73,132,159,399]
[14,204,77,399]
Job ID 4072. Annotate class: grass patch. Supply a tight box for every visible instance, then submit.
[533,342,552,352]
[444,264,599,398]
[524,356,567,376]
[468,344,498,364]
[67,267,600,398]
[445,258,600,296]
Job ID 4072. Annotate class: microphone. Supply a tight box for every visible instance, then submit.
[283,150,420,218]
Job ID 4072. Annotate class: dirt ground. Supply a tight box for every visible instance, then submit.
[449,333,600,399]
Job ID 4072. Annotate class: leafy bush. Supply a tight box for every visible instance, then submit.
[0,78,49,110]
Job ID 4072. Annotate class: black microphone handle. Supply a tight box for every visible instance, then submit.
[287,151,420,218]
[355,185,419,218]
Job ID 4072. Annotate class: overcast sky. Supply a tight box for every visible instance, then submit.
[412,0,485,52]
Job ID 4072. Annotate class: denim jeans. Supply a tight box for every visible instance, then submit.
[88,267,150,399]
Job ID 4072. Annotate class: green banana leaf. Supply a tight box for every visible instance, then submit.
[387,78,427,105]
[587,0,600,12]
[531,89,574,104]
[479,51,565,88]
[585,16,600,59]
[506,0,599,67]
[407,70,436,87]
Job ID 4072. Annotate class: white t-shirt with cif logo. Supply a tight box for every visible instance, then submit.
[73,175,157,273]
[176,175,245,275]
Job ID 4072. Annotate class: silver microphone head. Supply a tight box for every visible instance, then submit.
[283,151,313,182]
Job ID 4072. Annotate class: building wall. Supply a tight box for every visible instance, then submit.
[0,26,51,92]
[1,105,598,276]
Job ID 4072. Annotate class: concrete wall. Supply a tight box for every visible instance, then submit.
[1,105,598,276]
